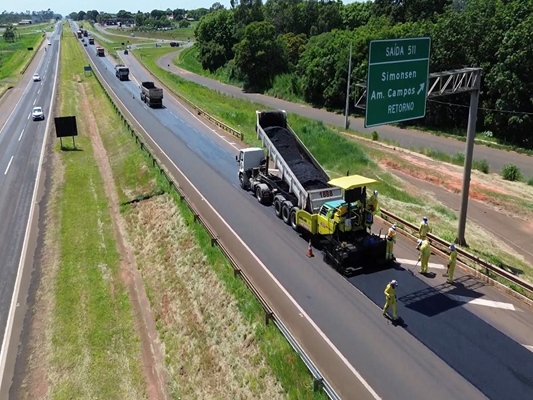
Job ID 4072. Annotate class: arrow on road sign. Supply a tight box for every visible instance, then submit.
[417,83,425,95]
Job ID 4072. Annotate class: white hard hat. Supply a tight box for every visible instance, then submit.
[417,239,423,246]
[391,279,398,287]
[374,190,378,196]
[423,216,428,221]
[449,244,456,251]
[391,224,396,231]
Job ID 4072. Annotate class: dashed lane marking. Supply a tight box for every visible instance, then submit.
[396,258,445,270]
[447,295,517,311]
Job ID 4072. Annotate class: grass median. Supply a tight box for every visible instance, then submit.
[18,31,147,400]
[132,46,533,285]
[18,23,326,400]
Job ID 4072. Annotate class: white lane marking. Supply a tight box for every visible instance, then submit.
[37,88,41,94]
[27,113,30,120]
[0,36,60,387]
[101,75,382,400]
[18,129,24,141]
[447,295,516,311]
[4,156,14,175]
[524,345,533,353]
[33,99,37,105]
[396,258,445,270]
[41,81,43,86]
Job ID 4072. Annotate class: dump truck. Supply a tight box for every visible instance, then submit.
[83,30,88,37]
[77,30,82,38]
[236,110,387,275]
[88,38,94,45]
[96,46,105,57]
[115,64,129,81]
[139,81,163,108]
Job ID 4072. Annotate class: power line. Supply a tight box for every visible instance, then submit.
[427,99,533,116]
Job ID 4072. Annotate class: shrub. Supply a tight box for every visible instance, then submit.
[473,159,490,174]
[371,130,379,141]
[501,164,521,181]
[527,177,533,186]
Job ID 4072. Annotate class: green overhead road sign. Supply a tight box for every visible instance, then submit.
[365,37,431,128]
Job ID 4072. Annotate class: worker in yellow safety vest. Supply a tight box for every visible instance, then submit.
[386,224,396,260]
[416,239,431,274]
[366,190,379,214]
[382,280,399,320]
[419,216,432,239]
[444,243,458,283]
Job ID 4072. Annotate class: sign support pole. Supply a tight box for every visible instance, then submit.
[344,44,352,130]
[455,85,480,246]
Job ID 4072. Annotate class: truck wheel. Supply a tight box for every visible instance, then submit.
[273,196,284,219]
[290,207,300,231]
[281,202,291,225]
[239,173,248,190]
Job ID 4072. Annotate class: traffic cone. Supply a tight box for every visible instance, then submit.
[307,240,314,258]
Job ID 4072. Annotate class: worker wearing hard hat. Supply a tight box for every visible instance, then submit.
[444,243,458,283]
[419,217,432,239]
[416,239,431,274]
[386,224,396,260]
[366,190,379,214]
[383,280,399,320]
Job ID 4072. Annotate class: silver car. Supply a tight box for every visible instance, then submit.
[33,73,41,82]
[32,106,45,121]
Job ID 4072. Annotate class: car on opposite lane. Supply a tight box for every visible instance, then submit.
[33,73,41,82]
[32,106,45,121]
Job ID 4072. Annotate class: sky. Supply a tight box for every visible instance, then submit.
[4,0,362,18]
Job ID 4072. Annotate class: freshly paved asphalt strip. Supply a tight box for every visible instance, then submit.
[157,51,533,178]
[0,24,61,396]
[82,34,533,399]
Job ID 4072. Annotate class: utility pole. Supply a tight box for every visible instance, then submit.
[344,43,352,130]
[455,77,481,246]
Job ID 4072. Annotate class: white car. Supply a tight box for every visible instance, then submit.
[33,73,41,82]
[32,106,45,121]
[48,41,51,45]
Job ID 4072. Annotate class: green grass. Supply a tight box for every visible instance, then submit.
[0,31,44,81]
[176,45,243,87]
[49,28,145,398]
[418,148,491,174]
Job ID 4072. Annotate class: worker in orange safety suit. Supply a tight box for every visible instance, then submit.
[416,238,431,274]
[385,224,396,260]
[444,243,458,283]
[419,216,432,239]
[382,280,399,320]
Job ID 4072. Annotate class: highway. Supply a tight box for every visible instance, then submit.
[77,25,533,400]
[0,23,61,393]
[156,52,533,178]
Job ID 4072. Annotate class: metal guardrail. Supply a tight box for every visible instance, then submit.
[82,40,339,400]
[380,209,533,301]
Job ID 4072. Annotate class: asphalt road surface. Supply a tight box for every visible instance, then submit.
[79,28,533,399]
[157,52,533,178]
[0,23,61,381]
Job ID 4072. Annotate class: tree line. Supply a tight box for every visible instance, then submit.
[193,0,533,149]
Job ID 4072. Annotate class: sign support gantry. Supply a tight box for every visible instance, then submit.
[355,67,482,246]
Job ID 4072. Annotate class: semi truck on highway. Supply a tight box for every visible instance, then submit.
[115,64,130,81]
[96,47,105,57]
[88,37,94,45]
[140,82,163,108]
[77,30,82,38]
[236,110,387,275]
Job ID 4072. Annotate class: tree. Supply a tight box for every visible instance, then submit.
[342,1,373,30]
[178,20,190,28]
[77,10,86,21]
[278,32,307,70]
[3,26,15,42]
[211,2,225,12]
[86,10,99,22]
[233,21,287,89]
[195,9,238,71]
